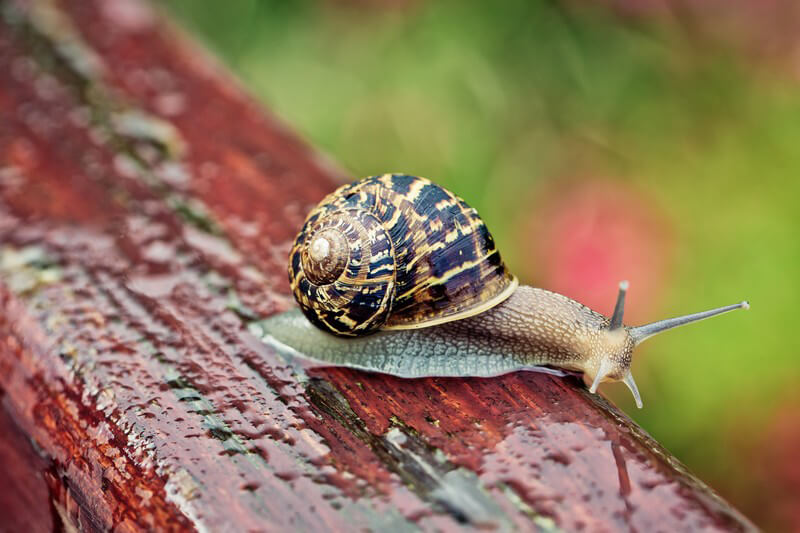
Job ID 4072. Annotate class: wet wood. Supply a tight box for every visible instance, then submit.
[0,0,757,531]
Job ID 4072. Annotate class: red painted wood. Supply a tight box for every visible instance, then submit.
[0,0,757,531]
[0,394,54,533]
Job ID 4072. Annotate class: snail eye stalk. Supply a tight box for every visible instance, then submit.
[629,301,749,345]
[608,280,629,330]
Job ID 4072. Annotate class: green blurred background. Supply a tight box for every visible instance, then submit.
[166,1,799,529]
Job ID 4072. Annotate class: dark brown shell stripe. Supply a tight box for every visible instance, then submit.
[372,175,515,327]
[288,174,515,335]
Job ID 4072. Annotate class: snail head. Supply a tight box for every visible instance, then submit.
[585,281,749,409]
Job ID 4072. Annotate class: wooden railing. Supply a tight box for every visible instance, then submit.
[0,0,757,531]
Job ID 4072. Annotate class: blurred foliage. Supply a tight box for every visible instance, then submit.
[166,0,800,527]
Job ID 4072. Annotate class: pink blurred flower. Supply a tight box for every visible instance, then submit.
[522,179,673,324]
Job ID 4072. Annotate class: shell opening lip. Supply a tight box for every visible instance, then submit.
[381,276,519,330]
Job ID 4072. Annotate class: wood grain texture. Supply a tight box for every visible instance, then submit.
[0,0,757,531]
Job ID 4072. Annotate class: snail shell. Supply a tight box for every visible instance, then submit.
[289,174,517,336]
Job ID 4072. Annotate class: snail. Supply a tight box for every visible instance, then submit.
[255,174,748,408]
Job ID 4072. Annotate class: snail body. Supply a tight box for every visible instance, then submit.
[258,286,629,381]
[259,174,749,408]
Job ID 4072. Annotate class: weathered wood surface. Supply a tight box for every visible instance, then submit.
[0,0,757,531]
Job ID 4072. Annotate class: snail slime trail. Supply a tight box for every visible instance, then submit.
[257,174,749,408]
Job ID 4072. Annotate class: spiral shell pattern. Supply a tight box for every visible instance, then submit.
[289,174,517,336]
